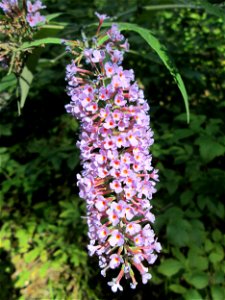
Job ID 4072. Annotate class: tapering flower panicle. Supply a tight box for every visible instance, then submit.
[65,16,161,292]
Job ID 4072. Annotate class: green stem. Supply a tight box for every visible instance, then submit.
[7,51,16,75]
[49,51,67,64]
[143,4,197,10]
[41,24,65,30]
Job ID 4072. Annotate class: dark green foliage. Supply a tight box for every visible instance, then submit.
[1,0,224,299]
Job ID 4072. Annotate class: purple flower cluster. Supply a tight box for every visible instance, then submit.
[26,0,46,27]
[0,0,45,27]
[65,18,161,292]
[0,0,18,14]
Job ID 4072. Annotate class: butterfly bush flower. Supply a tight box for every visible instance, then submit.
[0,0,46,27]
[26,0,46,27]
[0,0,18,14]
[65,15,161,292]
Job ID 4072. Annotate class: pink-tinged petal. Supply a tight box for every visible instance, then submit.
[142,273,152,284]
[108,230,124,247]
[86,102,98,113]
[110,159,121,169]
[103,117,116,129]
[145,211,155,223]
[97,226,109,241]
[112,110,122,121]
[120,166,130,177]
[126,222,141,235]
[95,12,109,22]
[109,180,123,194]
[96,153,107,165]
[127,133,139,146]
[124,187,136,199]
[95,196,108,212]
[103,138,116,150]
[125,205,135,220]
[109,254,123,269]
[121,153,132,165]
[105,62,117,77]
[98,167,108,178]
[110,168,121,179]
[134,234,144,246]
[107,208,120,226]
[111,200,125,218]
[114,92,127,106]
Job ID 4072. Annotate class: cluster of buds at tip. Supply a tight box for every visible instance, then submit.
[0,0,45,26]
[0,0,46,72]
[65,13,161,292]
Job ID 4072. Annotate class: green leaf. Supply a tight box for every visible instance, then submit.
[188,220,206,246]
[209,244,224,263]
[16,229,30,253]
[167,219,191,247]
[0,238,10,250]
[39,261,51,278]
[197,195,210,210]
[213,271,225,284]
[169,284,187,294]
[172,129,194,140]
[15,270,30,288]
[172,248,186,264]
[180,190,194,206]
[211,286,225,300]
[187,249,208,271]
[0,73,17,92]
[19,37,63,50]
[24,248,41,263]
[116,22,189,122]
[19,65,34,110]
[184,289,203,300]
[204,239,214,253]
[184,272,209,289]
[158,259,183,276]
[195,0,225,21]
[45,13,63,21]
[18,47,43,110]
[195,136,225,162]
[212,229,222,242]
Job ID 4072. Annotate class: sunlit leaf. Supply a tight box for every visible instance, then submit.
[20,37,63,50]
[117,22,189,122]
[100,21,189,121]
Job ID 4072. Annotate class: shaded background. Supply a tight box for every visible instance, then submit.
[0,0,225,299]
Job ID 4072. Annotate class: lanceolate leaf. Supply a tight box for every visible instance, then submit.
[194,0,225,21]
[116,22,190,122]
[19,37,63,51]
[45,13,63,22]
[18,48,42,111]
[19,64,34,110]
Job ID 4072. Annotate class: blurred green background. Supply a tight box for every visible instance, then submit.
[0,0,225,299]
